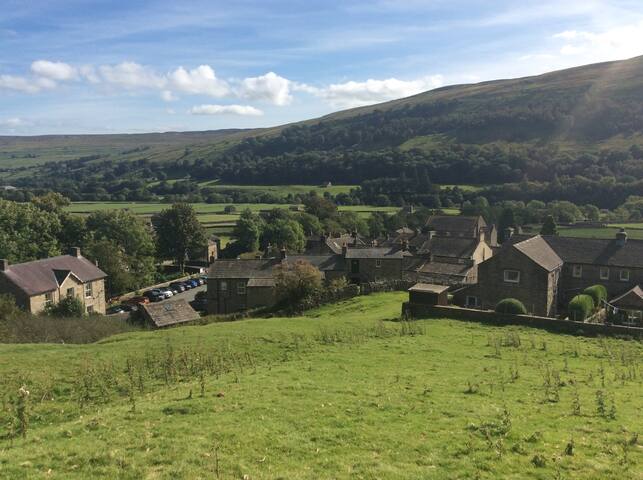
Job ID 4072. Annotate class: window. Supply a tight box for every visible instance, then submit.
[600,267,609,280]
[66,287,75,298]
[237,282,246,295]
[466,296,480,308]
[86,305,94,314]
[375,259,382,268]
[619,269,630,282]
[84,282,93,298]
[503,270,520,284]
[45,292,53,307]
[572,265,582,278]
[220,281,228,291]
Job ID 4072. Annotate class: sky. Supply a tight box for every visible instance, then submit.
[1,0,643,135]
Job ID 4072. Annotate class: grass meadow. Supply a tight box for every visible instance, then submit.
[0,293,640,479]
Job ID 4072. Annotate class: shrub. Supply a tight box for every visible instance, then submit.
[568,294,595,321]
[274,260,323,305]
[583,285,607,309]
[495,298,528,315]
[45,296,86,318]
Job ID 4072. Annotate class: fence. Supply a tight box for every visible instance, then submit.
[403,302,643,339]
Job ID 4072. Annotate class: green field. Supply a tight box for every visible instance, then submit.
[0,293,640,479]
[559,226,643,240]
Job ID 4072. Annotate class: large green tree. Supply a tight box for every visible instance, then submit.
[262,219,306,252]
[154,203,207,271]
[232,209,264,253]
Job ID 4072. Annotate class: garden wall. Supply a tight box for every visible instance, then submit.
[402,302,643,339]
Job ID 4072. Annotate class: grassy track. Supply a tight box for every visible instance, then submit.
[0,293,640,479]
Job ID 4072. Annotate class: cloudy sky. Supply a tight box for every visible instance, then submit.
[1,0,642,135]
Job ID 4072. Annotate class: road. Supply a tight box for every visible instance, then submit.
[158,284,206,303]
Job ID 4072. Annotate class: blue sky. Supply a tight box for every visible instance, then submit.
[1,0,642,134]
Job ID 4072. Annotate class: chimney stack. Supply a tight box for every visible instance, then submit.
[280,248,287,260]
[342,243,348,257]
[70,247,81,258]
[0,259,8,271]
[503,227,514,242]
[616,228,628,246]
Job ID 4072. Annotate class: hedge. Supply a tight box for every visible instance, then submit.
[568,294,595,321]
[495,298,528,315]
[583,285,607,309]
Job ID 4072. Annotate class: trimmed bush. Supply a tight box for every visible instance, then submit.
[568,294,595,321]
[495,298,528,315]
[583,285,607,309]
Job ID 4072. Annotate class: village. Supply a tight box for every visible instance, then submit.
[1,212,641,332]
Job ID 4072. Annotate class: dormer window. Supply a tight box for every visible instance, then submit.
[572,265,582,278]
[503,270,520,284]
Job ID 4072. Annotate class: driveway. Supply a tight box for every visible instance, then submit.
[159,284,206,303]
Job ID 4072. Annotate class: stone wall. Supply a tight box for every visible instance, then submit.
[403,302,643,339]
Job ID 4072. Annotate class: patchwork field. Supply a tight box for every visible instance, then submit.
[0,293,640,479]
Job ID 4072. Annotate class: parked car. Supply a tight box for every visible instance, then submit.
[144,289,164,302]
[170,282,186,293]
[195,277,205,286]
[181,281,193,290]
[159,288,174,299]
[187,279,199,288]
[106,305,126,315]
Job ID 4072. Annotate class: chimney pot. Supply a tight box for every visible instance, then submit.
[616,228,628,246]
[70,247,81,258]
[0,259,8,271]
[280,248,287,260]
[342,243,348,257]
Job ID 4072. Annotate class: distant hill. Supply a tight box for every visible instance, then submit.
[2,57,642,208]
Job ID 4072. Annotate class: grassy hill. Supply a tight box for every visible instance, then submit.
[1,293,640,478]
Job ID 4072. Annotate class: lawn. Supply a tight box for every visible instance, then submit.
[0,292,640,479]
[559,226,643,240]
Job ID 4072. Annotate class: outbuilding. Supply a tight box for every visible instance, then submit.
[408,283,450,306]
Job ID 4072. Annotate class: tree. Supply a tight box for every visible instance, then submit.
[232,209,264,253]
[303,193,337,220]
[31,192,70,213]
[367,212,386,238]
[273,260,322,305]
[84,210,156,293]
[262,219,306,252]
[0,199,62,262]
[540,215,558,236]
[337,211,369,236]
[154,203,207,271]
[296,213,323,236]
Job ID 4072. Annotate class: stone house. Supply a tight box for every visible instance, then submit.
[610,286,643,326]
[458,229,643,318]
[305,233,366,255]
[457,236,563,317]
[344,247,411,284]
[0,247,107,314]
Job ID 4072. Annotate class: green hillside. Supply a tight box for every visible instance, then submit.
[1,293,640,479]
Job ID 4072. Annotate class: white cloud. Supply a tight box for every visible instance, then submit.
[239,71,292,105]
[308,75,444,108]
[168,65,229,97]
[98,62,166,89]
[31,60,77,81]
[0,117,27,127]
[189,104,263,116]
[0,74,56,93]
[161,90,178,102]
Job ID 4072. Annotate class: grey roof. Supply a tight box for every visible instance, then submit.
[1,254,106,296]
[344,247,409,259]
[542,235,643,268]
[425,215,485,233]
[513,236,563,272]
[409,283,450,294]
[285,255,345,271]
[209,259,277,279]
[417,236,479,258]
[417,261,473,277]
[610,285,643,310]
[141,299,200,328]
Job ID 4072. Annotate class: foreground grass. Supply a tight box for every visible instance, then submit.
[0,293,641,479]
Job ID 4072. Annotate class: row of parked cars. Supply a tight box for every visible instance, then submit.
[143,277,206,302]
[106,277,207,314]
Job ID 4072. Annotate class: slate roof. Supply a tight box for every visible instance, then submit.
[417,236,479,258]
[610,285,643,310]
[247,278,276,288]
[344,247,409,259]
[286,255,345,271]
[141,299,200,328]
[417,261,473,277]
[408,283,450,294]
[513,236,563,272]
[209,259,277,279]
[541,235,643,268]
[1,254,106,296]
[425,215,485,234]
